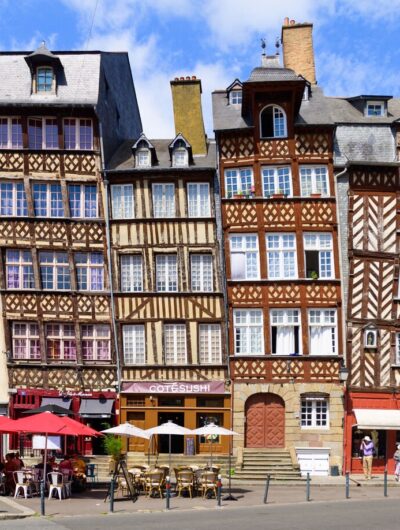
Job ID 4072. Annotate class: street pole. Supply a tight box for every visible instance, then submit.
[165,476,171,510]
[345,471,350,499]
[306,472,311,501]
[384,467,388,497]
[263,474,270,504]
[109,477,115,512]
[223,436,237,501]
[217,474,222,507]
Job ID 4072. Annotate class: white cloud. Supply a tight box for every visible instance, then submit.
[10,31,58,51]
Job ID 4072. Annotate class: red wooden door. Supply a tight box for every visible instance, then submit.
[245,393,285,448]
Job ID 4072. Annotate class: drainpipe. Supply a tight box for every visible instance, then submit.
[98,121,121,395]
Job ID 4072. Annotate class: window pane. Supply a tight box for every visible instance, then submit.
[37,67,53,92]
[28,118,42,149]
[191,254,213,291]
[64,119,76,149]
[45,119,58,148]
[111,184,133,219]
[123,325,145,364]
[199,324,221,364]
[79,119,93,150]
[0,118,8,148]
[121,255,143,292]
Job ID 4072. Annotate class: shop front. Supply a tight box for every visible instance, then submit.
[344,392,400,474]
[10,388,117,455]
[120,381,231,455]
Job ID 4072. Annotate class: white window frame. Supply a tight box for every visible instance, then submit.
[300,396,330,429]
[156,254,178,292]
[12,322,41,360]
[266,233,297,279]
[68,184,98,218]
[164,323,187,364]
[63,118,93,150]
[39,251,70,290]
[303,233,333,279]
[187,182,211,217]
[6,249,35,290]
[270,309,302,355]
[366,101,384,117]
[224,168,253,198]
[74,252,104,291]
[32,182,64,218]
[308,309,337,356]
[46,323,77,362]
[0,117,23,148]
[123,325,146,364]
[262,166,292,197]
[300,166,330,197]
[190,254,213,292]
[173,147,188,167]
[260,104,287,139]
[136,147,151,168]
[0,181,27,216]
[81,324,111,362]
[229,90,242,105]
[233,309,264,356]
[120,254,143,292]
[28,117,58,149]
[152,183,175,218]
[36,66,54,93]
[229,234,259,280]
[111,184,134,219]
[199,324,222,364]
[396,333,400,365]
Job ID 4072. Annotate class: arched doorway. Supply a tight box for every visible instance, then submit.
[245,393,285,448]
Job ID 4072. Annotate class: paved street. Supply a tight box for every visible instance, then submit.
[1,498,400,530]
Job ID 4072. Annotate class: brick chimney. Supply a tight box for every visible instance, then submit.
[170,76,207,156]
[281,19,316,85]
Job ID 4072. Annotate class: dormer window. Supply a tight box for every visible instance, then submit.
[136,148,151,168]
[366,101,384,117]
[173,141,188,167]
[36,66,54,92]
[260,105,287,139]
[229,90,242,105]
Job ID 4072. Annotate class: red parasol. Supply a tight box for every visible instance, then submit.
[61,416,101,437]
[0,416,17,432]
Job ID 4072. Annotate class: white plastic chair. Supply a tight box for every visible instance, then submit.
[48,472,64,500]
[13,471,32,499]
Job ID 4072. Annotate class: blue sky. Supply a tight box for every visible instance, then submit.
[1,0,400,138]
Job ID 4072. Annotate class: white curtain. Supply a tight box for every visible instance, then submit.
[276,326,295,355]
[310,326,333,355]
[231,252,245,279]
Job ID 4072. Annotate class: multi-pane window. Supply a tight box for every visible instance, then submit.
[187,183,211,217]
[191,254,213,292]
[136,148,151,167]
[0,182,27,216]
[304,233,333,279]
[224,168,253,198]
[33,183,64,217]
[270,309,301,355]
[12,322,40,360]
[199,324,222,364]
[308,309,337,355]
[111,184,134,219]
[260,105,287,138]
[156,254,178,292]
[301,397,329,428]
[396,333,400,365]
[164,324,187,364]
[0,117,23,148]
[75,253,104,291]
[68,184,97,218]
[233,309,264,356]
[262,166,292,197]
[300,166,329,196]
[153,183,175,217]
[173,147,188,167]
[229,90,242,105]
[46,324,77,361]
[123,325,145,364]
[266,234,297,279]
[229,234,259,280]
[37,67,53,92]
[81,325,111,361]
[6,250,34,289]
[28,118,58,149]
[39,251,70,290]
[120,255,143,292]
[366,102,384,117]
[64,118,93,150]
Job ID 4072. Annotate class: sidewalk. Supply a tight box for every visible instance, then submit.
[8,475,400,518]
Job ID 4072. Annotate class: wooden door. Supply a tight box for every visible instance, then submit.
[245,393,285,448]
[127,412,145,452]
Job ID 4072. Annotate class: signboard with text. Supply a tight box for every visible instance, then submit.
[121,381,225,394]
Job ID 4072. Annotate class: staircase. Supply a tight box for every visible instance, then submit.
[233,448,304,482]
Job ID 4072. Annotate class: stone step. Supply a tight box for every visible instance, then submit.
[232,475,305,482]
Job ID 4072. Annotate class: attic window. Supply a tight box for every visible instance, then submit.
[37,66,54,92]
[173,140,188,167]
[366,101,384,117]
[136,148,151,168]
[260,105,287,139]
[229,90,242,105]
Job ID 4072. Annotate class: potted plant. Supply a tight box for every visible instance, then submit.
[250,185,256,198]
[234,190,243,199]
[272,188,285,199]
[103,434,123,474]
[310,270,319,280]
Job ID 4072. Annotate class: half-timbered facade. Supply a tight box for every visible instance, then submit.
[106,77,230,456]
[0,45,141,453]
[213,27,344,474]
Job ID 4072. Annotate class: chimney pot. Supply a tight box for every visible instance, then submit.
[290,19,295,25]
[186,76,190,80]
[174,77,178,81]
[284,17,289,25]
[192,76,196,80]
[180,76,184,80]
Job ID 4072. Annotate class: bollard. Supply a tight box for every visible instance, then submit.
[165,476,171,510]
[345,472,350,499]
[40,479,45,516]
[306,472,311,502]
[109,477,115,513]
[384,468,388,497]
[263,474,270,504]
[217,474,222,507]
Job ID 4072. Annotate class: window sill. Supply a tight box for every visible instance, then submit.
[300,427,330,431]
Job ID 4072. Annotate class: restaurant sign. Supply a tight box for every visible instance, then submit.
[121,381,225,394]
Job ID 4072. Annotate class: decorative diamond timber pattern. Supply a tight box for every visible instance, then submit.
[295,133,329,157]
[264,201,295,227]
[259,140,289,159]
[224,203,257,228]
[0,152,24,171]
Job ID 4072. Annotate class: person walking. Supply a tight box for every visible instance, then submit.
[361,435,375,480]
[394,444,400,481]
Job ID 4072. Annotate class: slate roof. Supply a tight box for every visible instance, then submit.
[108,139,216,171]
[0,51,116,106]
[247,66,302,82]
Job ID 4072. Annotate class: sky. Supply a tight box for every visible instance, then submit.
[0,0,400,138]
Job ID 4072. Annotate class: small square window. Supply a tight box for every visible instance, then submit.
[136,148,151,168]
[229,90,242,105]
[366,102,384,117]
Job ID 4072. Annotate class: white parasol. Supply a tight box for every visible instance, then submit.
[102,422,150,439]
[145,421,192,470]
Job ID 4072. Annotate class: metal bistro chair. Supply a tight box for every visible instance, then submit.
[176,469,194,498]
[47,472,64,500]
[199,471,218,499]
[13,471,33,499]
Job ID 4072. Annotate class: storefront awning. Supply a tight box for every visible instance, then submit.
[41,397,71,409]
[79,399,114,419]
[354,408,400,430]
